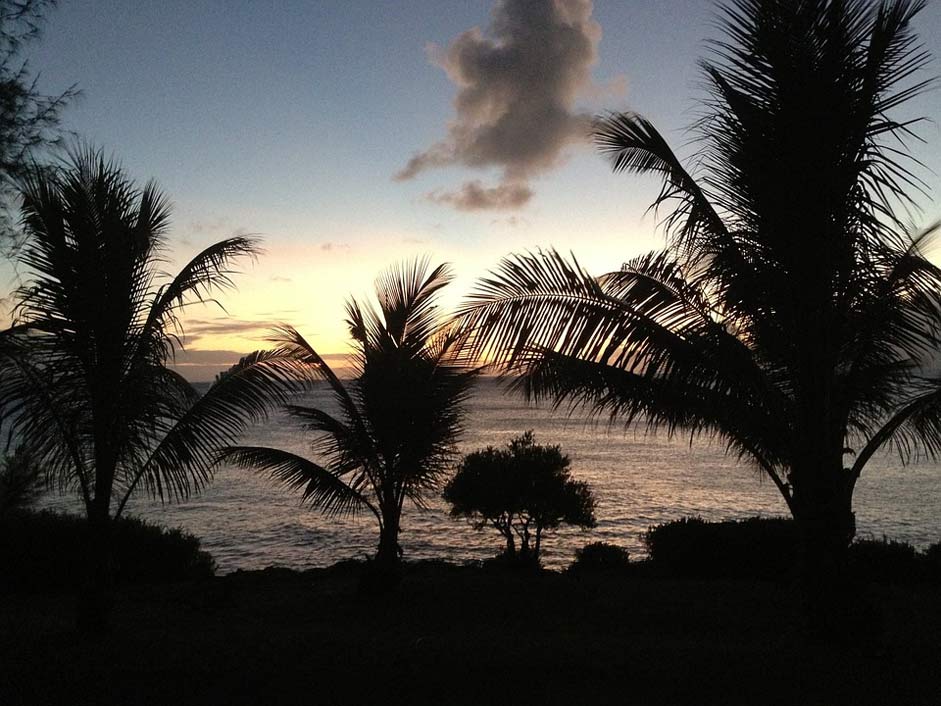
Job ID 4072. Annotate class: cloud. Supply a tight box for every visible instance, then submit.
[188,217,254,238]
[269,275,293,283]
[427,181,532,211]
[490,215,528,227]
[395,0,604,211]
[320,242,351,252]
[170,349,354,382]
[182,318,275,344]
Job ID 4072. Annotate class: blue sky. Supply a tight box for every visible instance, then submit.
[9,0,941,378]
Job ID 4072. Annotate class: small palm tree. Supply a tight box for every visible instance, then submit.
[457,0,941,606]
[0,149,303,630]
[223,260,478,574]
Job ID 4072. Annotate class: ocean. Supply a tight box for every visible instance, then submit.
[38,378,941,572]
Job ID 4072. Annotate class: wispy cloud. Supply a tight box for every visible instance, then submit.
[182,318,275,345]
[395,0,606,211]
[490,215,528,228]
[188,216,255,238]
[426,181,532,211]
[170,348,355,382]
[320,242,351,252]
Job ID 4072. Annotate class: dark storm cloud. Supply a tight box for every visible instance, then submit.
[395,0,603,211]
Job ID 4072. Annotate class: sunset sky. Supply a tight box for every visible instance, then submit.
[5,0,941,380]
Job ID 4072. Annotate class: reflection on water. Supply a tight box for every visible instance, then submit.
[39,379,941,571]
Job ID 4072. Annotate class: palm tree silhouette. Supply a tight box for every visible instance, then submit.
[0,149,304,630]
[457,0,941,607]
[223,259,477,577]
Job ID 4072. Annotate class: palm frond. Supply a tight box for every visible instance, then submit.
[220,445,377,520]
[113,348,309,516]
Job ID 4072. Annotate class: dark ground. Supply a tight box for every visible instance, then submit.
[2,562,939,705]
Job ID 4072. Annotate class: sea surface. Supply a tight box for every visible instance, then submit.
[39,379,941,572]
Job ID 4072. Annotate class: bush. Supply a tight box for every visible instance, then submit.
[644,517,939,583]
[0,510,215,592]
[848,537,921,583]
[569,542,631,574]
[643,516,798,580]
[926,542,941,579]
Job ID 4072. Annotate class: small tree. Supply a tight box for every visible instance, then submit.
[222,260,478,578]
[444,432,596,563]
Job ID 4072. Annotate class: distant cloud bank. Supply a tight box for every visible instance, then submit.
[395,0,604,211]
[171,348,354,382]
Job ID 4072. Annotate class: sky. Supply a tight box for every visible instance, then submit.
[6,0,941,380]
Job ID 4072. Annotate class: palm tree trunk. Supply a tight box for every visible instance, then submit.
[375,504,402,572]
[791,467,857,639]
[78,496,114,634]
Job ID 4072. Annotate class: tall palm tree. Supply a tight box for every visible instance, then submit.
[0,149,304,630]
[457,0,941,595]
[222,260,477,574]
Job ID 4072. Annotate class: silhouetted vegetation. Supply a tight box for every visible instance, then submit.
[0,509,214,592]
[457,0,941,633]
[222,259,478,582]
[0,0,77,245]
[0,444,42,516]
[569,541,631,574]
[644,516,939,584]
[444,432,596,564]
[3,560,941,705]
[0,149,301,630]
[926,541,941,581]
[644,516,800,580]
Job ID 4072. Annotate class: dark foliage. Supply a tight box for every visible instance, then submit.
[0,0,77,245]
[644,516,799,580]
[0,443,42,516]
[644,516,938,583]
[849,536,921,583]
[0,510,214,592]
[926,541,941,580]
[444,432,596,562]
[569,541,631,574]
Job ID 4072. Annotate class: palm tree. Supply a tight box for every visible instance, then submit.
[457,0,941,604]
[0,149,304,630]
[222,260,477,576]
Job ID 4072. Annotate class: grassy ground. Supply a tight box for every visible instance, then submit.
[2,562,939,705]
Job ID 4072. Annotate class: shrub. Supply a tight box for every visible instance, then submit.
[848,537,921,583]
[444,432,596,563]
[643,516,798,580]
[0,510,215,592]
[925,542,941,581]
[644,517,939,583]
[569,542,631,574]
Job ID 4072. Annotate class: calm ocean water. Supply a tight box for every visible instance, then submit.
[39,379,941,571]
